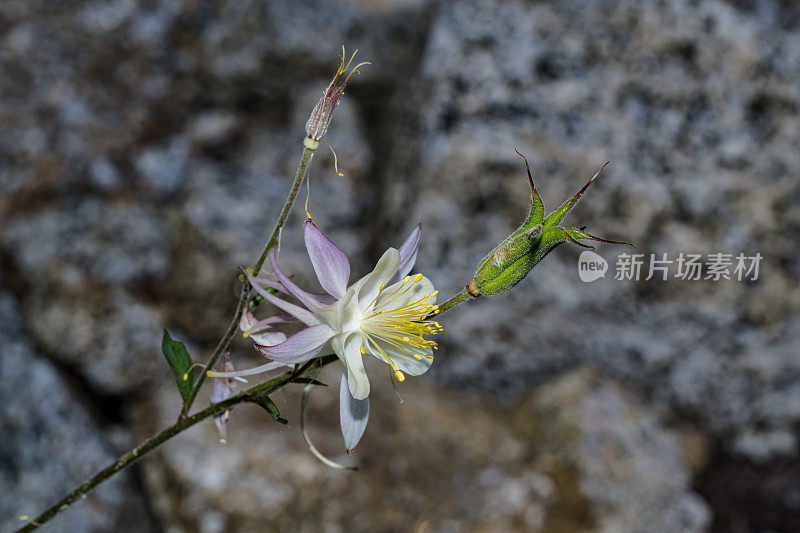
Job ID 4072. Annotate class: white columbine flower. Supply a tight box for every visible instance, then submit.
[211,220,442,452]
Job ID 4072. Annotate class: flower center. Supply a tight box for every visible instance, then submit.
[358,274,443,381]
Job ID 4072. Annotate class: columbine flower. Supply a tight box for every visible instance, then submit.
[210,220,441,452]
[305,46,370,142]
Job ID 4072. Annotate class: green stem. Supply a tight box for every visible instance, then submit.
[180,284,249,418]
[16,134,477,531]
[252,144,315,276]
[428,288,472,319]
[15,356,337,533]
[180,143,316,418]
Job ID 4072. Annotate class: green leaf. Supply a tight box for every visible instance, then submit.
[161,330,194,404]
[250,391,288,424]
[248,286,277,309]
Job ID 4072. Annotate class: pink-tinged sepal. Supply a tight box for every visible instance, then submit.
[389,223,422,285]
[268,250,333,312]
[211,353,237,443]
[239,309,292,346]
[245,267,321,327]
[339,371,369,454]
[304,219,351,298]
[254,323,335,364]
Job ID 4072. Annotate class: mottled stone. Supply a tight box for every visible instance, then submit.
[1,0,799,530]
[136,366,706,532]
[522,371,711,533]
[2,199,170,393]
[0,292,151,532]
[20,288,166,394]
[385,0,800,464]
[3,198,171,287]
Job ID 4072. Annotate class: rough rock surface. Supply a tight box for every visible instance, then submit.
[0,290,151,532]
[391,0,800,462]
[1,0,799,530]
[137,367,708,533]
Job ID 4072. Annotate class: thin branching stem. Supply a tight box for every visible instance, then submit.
[16,140,483,531]
[180,283,249,418]
[179,144,316,419]
[433,288,472,317]
[14,356,337,533]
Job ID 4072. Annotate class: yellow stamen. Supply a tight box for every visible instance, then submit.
[359,286,443,371]
[394,370,405,382]
[413,273,423,283]
[339,47,358,76]
[343,61,371,85]
[321,140,345,177]
[365,282,388,309]
[304,164,313,219]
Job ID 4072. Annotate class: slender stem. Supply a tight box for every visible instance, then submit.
[179,143,316,418]
[16,134,474,531]
[430,288,472,318]
[180,284,249,417]
[253,145,315,276]
[15,356,338,533]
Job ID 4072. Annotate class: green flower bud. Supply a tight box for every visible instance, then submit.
[468,150,631,297]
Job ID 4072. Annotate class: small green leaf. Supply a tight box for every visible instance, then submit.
[251,391,288,424]
[248,287,277,309]
[161,330,194,404]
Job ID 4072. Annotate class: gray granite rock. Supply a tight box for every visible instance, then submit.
[0,291,151,532]
[4,198,170,287]
[1,0,799,530]
[383,0,800,464]
[2,199,170,393]
[523,371,710,533]
[137,365,706,532]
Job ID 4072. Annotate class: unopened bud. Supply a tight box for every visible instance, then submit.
[305,46,370,142]
[470,151,631,296]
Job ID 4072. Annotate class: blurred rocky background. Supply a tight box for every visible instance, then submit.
[1,0,798,531]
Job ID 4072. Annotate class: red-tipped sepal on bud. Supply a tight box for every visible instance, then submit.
[543,161,609,229]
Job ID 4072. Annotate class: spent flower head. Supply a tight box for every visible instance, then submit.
[305,46,370,143]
